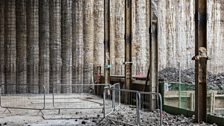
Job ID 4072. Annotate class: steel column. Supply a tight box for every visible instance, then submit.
[149,21,158,111]
[124,0,132,89]
[148,0,158,111]
[104,0,110,84]
[194,0,208,123]
[124,0,132,104]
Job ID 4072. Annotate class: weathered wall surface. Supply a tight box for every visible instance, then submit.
[158,0,224,74]
[207,0,224,73]
[158,0,195,71]
[0,0,223,93]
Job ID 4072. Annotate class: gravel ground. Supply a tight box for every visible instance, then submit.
[159,67,224,92]
[0,105,217,126]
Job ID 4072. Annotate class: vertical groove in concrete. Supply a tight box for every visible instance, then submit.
[73,0,84,92]
[16,0,27,93]
[61,0,72,93]
[145,0,150,73]
[0,0,4,93]
[39,0,50,93]
[5,0,16,94]
[83,0,94,86]
[27,0,39,93]
[50,0,62,93]
[94,0,104,79]
[131,0,136,76]
[109,0,115,75]
[114,0,125,75]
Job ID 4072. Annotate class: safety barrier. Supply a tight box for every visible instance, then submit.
[51,84,112,116]
[103,83,163,126]
[103,85,141,125]
[0,84,46,114]
[0,83,163,126]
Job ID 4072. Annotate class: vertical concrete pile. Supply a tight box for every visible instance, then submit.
[133,0,148,76]
[5,0,16,94]
[0,0,5,93]
[27,0,39,93]
[61,0,72,93]
[94,0,104,78]
[49,0,61,93]
[39,0,50,93]
[16,0,27,93]
[114,0,125,75]
[109,0,115,75]
[83,0,94,86]
[72,0,84,92]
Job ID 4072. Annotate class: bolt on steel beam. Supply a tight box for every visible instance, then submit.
[193,0,208,123]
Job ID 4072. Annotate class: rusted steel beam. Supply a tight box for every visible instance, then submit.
[125,0,132,90]
[104,0,110,84]
[194,0,208,123]
[124,0,132,104]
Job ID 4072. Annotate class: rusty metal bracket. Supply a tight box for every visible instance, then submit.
[192,47,210,61]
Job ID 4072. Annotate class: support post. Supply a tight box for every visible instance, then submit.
[104,0,110,84]
[194,0,208,123]
[125,0,132,104]
[149,0,158,111]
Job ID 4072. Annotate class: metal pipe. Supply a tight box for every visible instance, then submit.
[103,87,106,118]
[112,86,115,111]
[136,92,141,126]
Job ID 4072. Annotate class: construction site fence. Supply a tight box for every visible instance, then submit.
[0,83,163,126]
[0,84,112,117]
[103,83,163,126]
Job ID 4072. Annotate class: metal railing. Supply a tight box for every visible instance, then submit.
[103,86,141,126]
[0,84,46,114]
[0,83,163,126]
[103,83,163,126]
[51,84,112,115]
